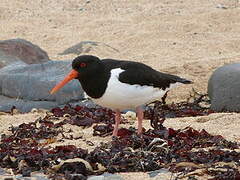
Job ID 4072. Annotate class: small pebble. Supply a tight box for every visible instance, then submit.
[216,4,227,9]
[122,111,136,120]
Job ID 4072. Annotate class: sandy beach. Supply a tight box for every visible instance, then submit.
[0,0,240,179]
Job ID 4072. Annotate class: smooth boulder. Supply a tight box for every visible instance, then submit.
[59,41,119,55]
[0,50,23,68]
[208,63,240,112]
[0,60,84,112]
[0,38,50,67]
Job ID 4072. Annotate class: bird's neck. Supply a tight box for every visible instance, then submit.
[78,67,110,99]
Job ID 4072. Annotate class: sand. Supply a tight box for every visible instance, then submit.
[0,0,240,179]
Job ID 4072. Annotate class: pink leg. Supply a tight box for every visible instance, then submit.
[136,106,144,135]
[112,109,121,136]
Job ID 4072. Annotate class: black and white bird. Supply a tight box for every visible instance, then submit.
[50,55,192,136]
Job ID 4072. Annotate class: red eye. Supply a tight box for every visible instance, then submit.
[80,62,86,68]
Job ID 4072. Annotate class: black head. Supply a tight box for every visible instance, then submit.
[72,55,103,78]
[50,55,104,94]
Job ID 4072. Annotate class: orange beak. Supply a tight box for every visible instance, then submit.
[50,69,79,94]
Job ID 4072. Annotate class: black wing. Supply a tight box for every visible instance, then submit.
[102,58,191,90]
[118,62,191,90]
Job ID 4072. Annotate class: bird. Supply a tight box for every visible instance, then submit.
[50,55,192,136]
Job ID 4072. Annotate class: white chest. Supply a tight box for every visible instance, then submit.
[89,68,179,110]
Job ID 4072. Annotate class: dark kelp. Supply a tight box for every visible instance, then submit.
[0,92,239,179]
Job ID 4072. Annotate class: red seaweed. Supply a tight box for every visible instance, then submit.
[0,92,239,179]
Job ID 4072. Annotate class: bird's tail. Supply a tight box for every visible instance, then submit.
[178,78,193,84]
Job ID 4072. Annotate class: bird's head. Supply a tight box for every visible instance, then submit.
[50,55,102,94]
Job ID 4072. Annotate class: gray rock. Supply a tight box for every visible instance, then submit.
[0,170,50,180]
[59,41,99,55]
[0,38,50,66]
[88,175,104,180]
[147,169,171,178]
[0,167,6,175]
[59,41,119,55]
[68,174,87,180]
[208,63,240,111]
[88,173,124,180]
[0,95,59,112]
[104,173,124,180]
[0,60,84,112]
[0,50,23,68]
[14,174,49,180]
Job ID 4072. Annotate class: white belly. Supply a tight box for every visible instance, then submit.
[88,68,180,111]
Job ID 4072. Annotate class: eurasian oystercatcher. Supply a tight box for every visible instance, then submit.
[50,55,192,136]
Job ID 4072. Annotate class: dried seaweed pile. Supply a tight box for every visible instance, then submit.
[145,91,214,129]
[93,127,240,179]
[0,93,240,179]
[0,117,88,178]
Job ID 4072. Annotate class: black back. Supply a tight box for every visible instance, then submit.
[102,59,191,90]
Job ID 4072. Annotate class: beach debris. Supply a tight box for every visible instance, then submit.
[122,111,136,120]
[51,105,115,125]
[122,111,136,125]
[216,4,227,9]
[145,90,213,130]
[93,124,113,137]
